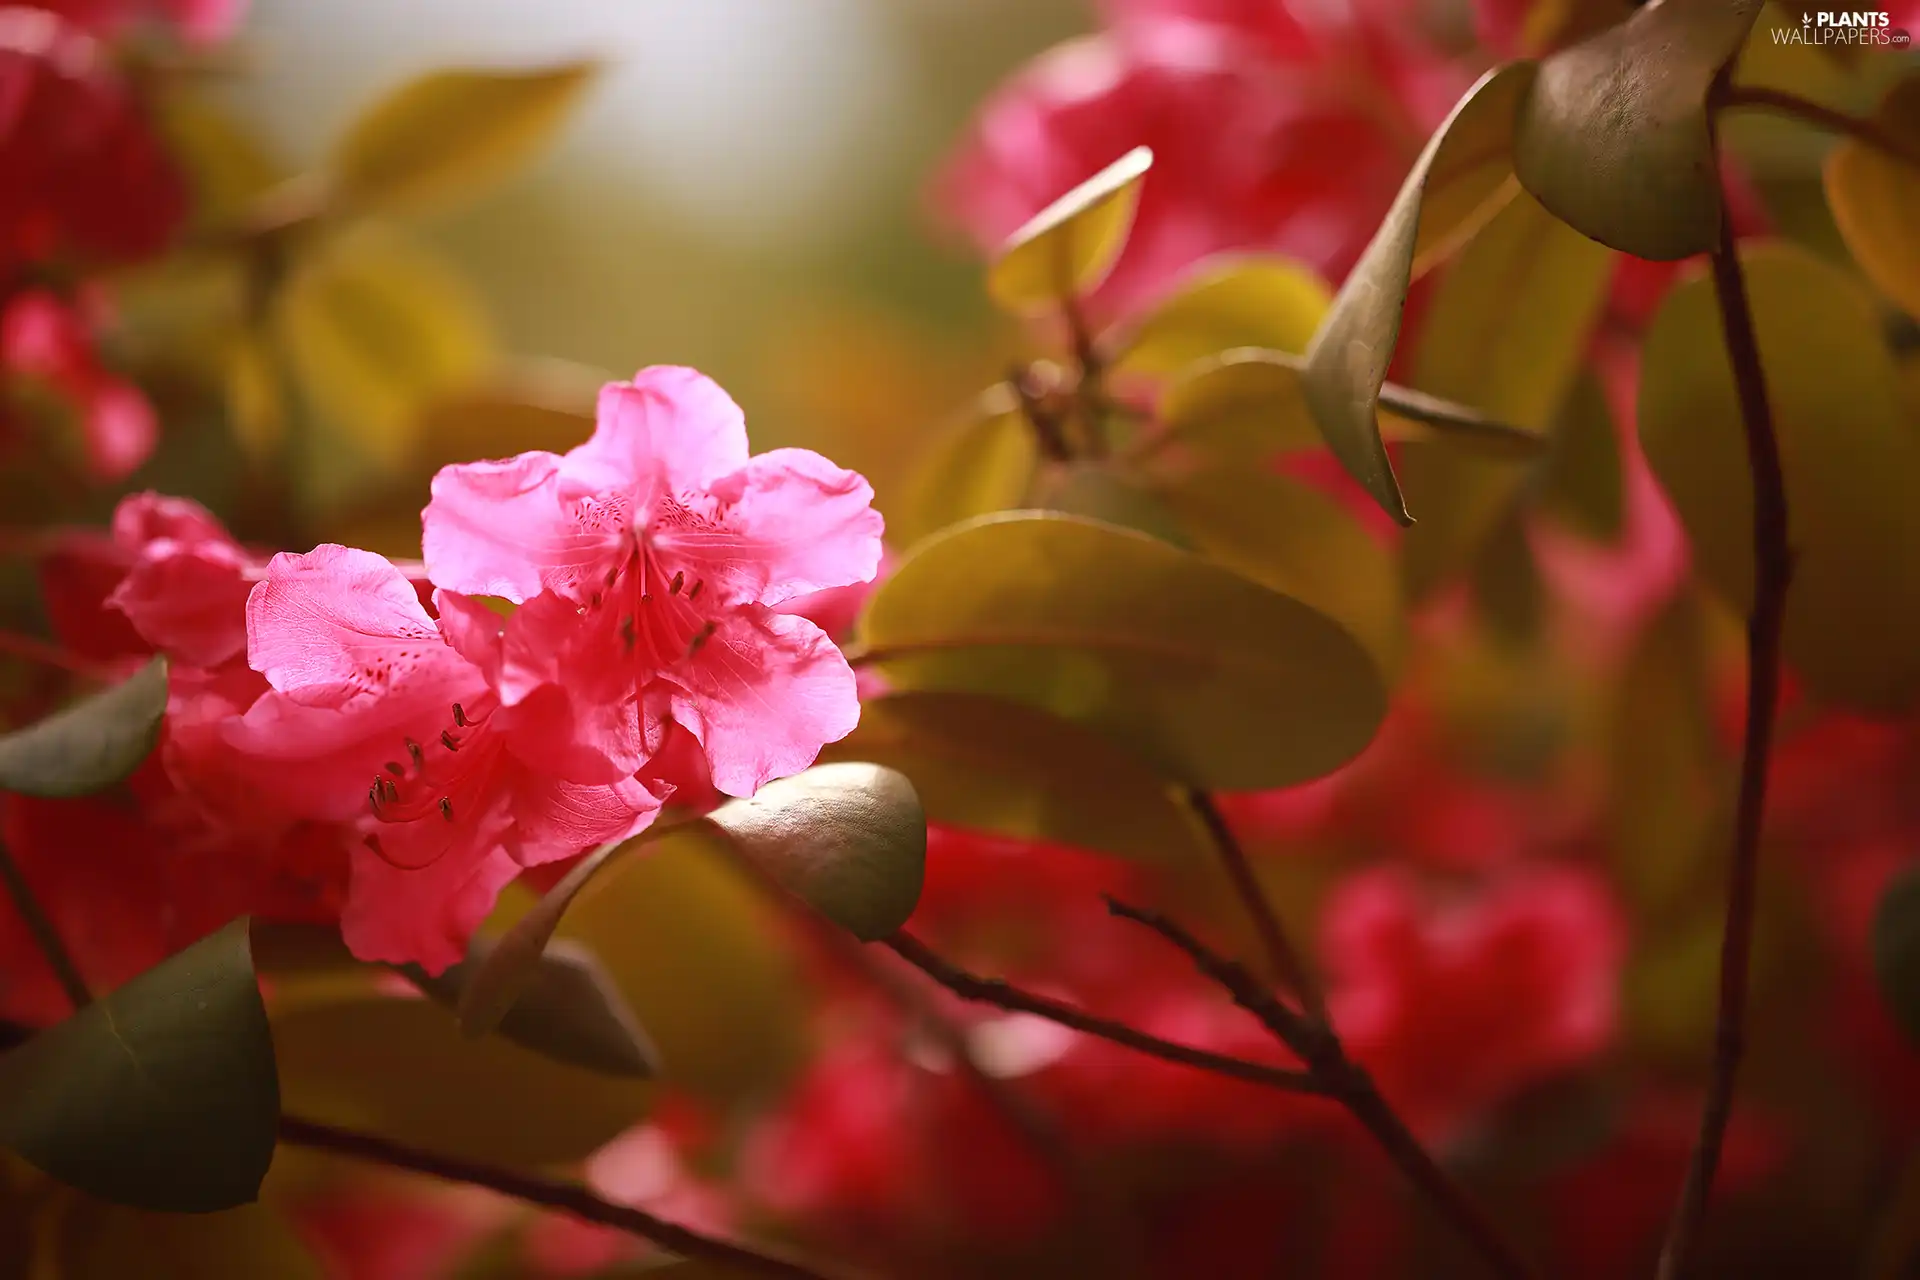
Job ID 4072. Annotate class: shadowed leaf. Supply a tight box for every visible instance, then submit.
[0,657,167,799]
[0,919,277,1213]
[1514,0,1764,259]
[1874,864,1920,1046]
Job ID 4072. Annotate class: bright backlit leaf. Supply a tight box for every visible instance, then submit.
[1825,74,1920,320]
[1302,63,1536,525]
[0,919,277,1213]
[858,512,1388,790]
[0,657,167,799]
[274,225,493,472]
[329,63,598,214]
[987,147,1153,314]
[1113,255,1332,377]
[821,691,1208,865]
[1514,0,1764,259]
[1639,243,1920,712]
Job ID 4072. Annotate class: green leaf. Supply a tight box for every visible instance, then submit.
[1531,370,1625,542]
[0,919,278,1213]
[1513,0,1764,260]
[1873,863,1920,1046]
[893,385,1039,550]
[706,763,927,942]
[987,147,1153,314]
[402,934,659,1080]
[1027,460,1193,547]
[1401,186,1614,598]
[818,692,1208,866]
[1468,505,1545,647]
[1301,63,1537,525]
[1638,243,1920,712]
[1145,348,1541,488]
[274,224,494,473]
[0,657,167,799]
[271,983,652,1168]
[330,62,598,214]
[858,512,1388,790]
[1112,255,1332,377]
[1826,74,1920,320]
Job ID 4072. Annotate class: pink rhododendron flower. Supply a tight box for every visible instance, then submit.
[235,545,669,970]
[32,0,246,44]
[2,289,157,479]
[422,366,884,798]
[1322,863,1627,1137]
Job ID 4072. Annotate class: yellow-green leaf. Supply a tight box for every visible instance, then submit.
[892,385,1040,550]
[1825,74,1920,319]
[330,63,598,214]
[1302,63,1537,525]
[1028,460,1193,547]
[271,983,652,1168]
[818,692,1208,865]
[0,657,167,799]
[275,225,493,471]
[858,512,1388,790]
[1402,186,1614,597]
[1638,243,1920,712]
[0,919,277,1213]
[1112,255,1332,377]
[987,147,1152,314]
[1514,0,1764,260]
[401,934,659,1079]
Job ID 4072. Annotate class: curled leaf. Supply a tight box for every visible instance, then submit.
[1301,63,1537,524]
[1514,0,1764,259]
[0,657,167,799]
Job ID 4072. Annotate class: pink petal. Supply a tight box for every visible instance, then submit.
[340,841,523,974]
[246,545,458,708]
[433,589,506,680]
[667,610,860,797]
[658,447,884,609]
[107,535,251,667]
[80,377,156,480]
[422,450,597,603]
[564,367,750,496]
[112,491,231,550]
[503,772,666,867]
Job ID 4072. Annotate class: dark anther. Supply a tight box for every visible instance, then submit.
[452,703,469,727]
[605,563,621,589]
[440,730,461,752]
[620,616,637,650]
[439,797,455,823]
[686,620,718,658]
[670,570,684,595]
[590,591,603,609]
[368,782,382,812]
[406,738,425,768]
[688,579,704,601]
[641,592,653,605]
[380,776,400,804]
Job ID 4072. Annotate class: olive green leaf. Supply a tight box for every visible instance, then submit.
[1514,0,1764,260]
[858,512,1387,790]
[330,63,599,214]
[0,919,277,1213]
[1639,243,1920,712]
[820,691,1208,866]
[987,147,1153,314]
[1825,74,1920,319]
[1302,63,1538,525]
[1112,255,1332,377]
[0,657,167,799]
[892,384,1039,551]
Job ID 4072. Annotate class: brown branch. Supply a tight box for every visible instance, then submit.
[1654,119,1796,1280]
[278,1115,840,1280]
[1720,85,1920,172]
[1105,898,1540,1280]
[882,932,1329,1096]
[1183,787,1328,1026]
[0,840,93,1011]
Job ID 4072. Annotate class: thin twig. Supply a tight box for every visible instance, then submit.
[882,932,1329,1096]
[1655,106,1796,1280]
[0,840,93,1011]
[1183,788,1328,1025]
[1105,897,1539,1280]
[277,1115,839,1280]
[1720,85,1920,171]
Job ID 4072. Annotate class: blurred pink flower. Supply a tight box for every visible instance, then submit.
[2,288,157,479]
